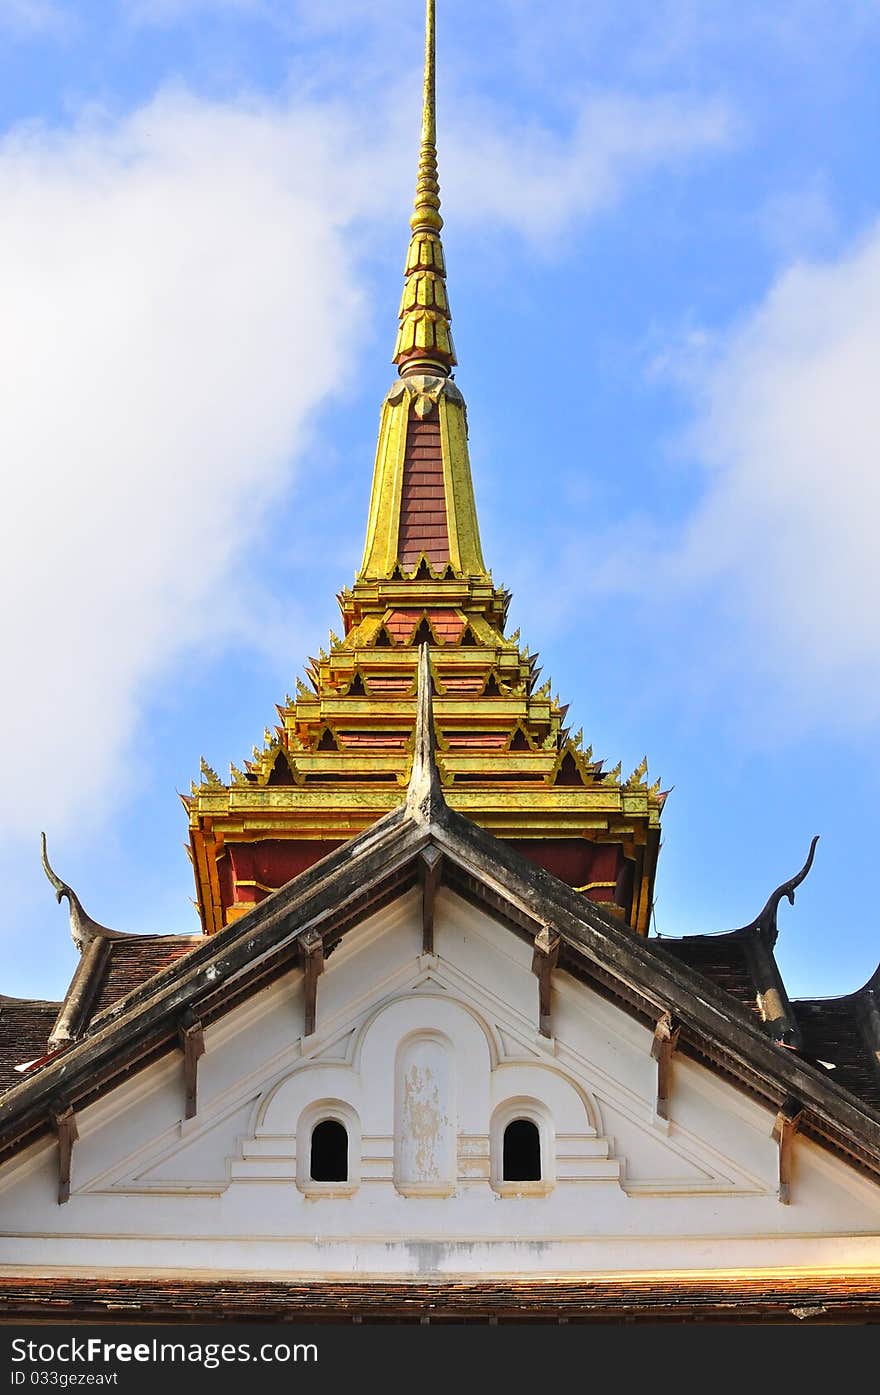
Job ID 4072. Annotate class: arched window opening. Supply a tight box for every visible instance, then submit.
[310,1119,348,1182]
[502,1118,541,1181]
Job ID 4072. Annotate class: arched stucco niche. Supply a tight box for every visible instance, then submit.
[355,995,494,1194]
[395,1031,455,1195]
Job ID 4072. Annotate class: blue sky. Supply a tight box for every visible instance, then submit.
[2,0,879,1005]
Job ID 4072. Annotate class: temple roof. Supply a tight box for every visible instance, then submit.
[181,0,665,938]
[4,659,880,1185]
[0,996,61,1093]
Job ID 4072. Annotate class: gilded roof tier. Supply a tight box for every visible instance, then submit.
[184,0,665,936]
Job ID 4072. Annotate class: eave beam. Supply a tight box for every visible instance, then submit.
[651,1011,680,1120]
[301,930,325,1037]
[178,1011,205,1120]
[772,1097,804,1204]
[51,1104,78,1206]
[531,926,560,1038]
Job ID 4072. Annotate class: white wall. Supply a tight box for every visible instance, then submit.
[1,887,879,1277]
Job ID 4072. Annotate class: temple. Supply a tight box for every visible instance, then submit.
[185,0,662,938]
[1,1,879,1325]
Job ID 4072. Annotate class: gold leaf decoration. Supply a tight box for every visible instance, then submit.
[199,757,223,788]
[625,755,649,789]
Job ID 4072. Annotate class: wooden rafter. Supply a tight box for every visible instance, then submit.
[651,1011,680,1120]
[772,1097,804,1204]
[50,1103,78,1206]
[531,925,560,1038]
[301,930,325,1037]
[177,1010,205,1120]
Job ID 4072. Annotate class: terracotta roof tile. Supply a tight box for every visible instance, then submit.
[88,938,200,1023]
[0,996,61,1089]
[1,1274,878,1321]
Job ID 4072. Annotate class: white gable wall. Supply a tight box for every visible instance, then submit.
[1,887,879,1277]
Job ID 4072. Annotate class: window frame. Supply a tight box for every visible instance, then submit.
[490,1098,555,1196]
[296,1099,360,1197]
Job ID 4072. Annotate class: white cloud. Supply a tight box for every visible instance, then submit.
[444,93,734,244]
[0,0,69,36]
[0,80,733,838]
[0,90,376,835]
[675,222,880,727]
[597,222,880,736]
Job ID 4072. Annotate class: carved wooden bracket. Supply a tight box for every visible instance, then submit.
[178,1010,206,1120]
[772,1097,804,1204]
[301,929,325,1037]
[650,1011,680,1120]
[419,846,443,954]
[51,1103,78,1205]
[531,925,560,1038]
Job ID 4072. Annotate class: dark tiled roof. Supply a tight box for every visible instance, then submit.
[652,931,880,1113]
[0,1274,878,1322]
[794,996,880,1111]
[653,935,761,1017]
[87,937,201,1023]
[0,996,60,1090]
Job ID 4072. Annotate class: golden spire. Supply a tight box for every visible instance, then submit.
[358,0,484,580]
[393,0,456,377]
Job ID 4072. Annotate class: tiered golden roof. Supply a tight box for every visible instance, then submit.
[186,0,665,937]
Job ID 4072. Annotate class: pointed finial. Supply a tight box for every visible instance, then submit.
[393,0,456,378]
[406,642,444,822]
[734,836,820,947]
[413,0,440,233]
[41,833,113,954]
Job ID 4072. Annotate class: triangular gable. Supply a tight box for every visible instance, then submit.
[3,655,880,1190]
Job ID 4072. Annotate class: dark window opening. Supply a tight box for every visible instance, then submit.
[502,1119,541,1181]
[310,1119,348,1182]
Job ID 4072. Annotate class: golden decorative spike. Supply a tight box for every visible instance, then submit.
[607,761,623,783]
[393,0,456,377]
[199,757,222,788]
[329,629,342,650]
[625,755,649,789]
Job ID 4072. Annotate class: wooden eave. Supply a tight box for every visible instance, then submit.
[3,789,880,1183]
